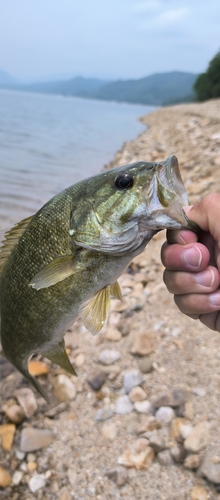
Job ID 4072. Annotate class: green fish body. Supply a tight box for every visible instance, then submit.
[0,156,194,400]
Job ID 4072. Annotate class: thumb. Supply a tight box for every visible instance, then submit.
[186,194,220,244]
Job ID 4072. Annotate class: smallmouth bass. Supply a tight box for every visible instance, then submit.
[0,156,196,400]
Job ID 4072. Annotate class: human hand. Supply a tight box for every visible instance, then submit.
[161,193,220,331]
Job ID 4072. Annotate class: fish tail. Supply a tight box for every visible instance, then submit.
[27,373,50,403]
[19,364,50,403]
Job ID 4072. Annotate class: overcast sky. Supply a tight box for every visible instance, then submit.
[0,0,219,81]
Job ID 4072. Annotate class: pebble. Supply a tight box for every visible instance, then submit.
[170,418,186,442]
[101,422,117,440]
[53,374,77,401]
[190,486,208,500]
[5,404,26,424]
[118,440,155,470]
[0,466,12,488]
[20,427,54,452]
[199,452,220,484]
[27,461,37,471]
[129,330,156,356]
[0,424,16,451]
[184,453,202,469]
[157,449,173,466]
[170,444,186,463]
[133,400,152,414]
[114,395,133,415]
[153,389,186,409]
[97,364,121,374]
[15,388,38,417]
[123,369,143,393]
[98,349,121,365]
[12,470,23,486]
[137,416,161,434]
[28,360,49,376]
[94,408,114,421]
[149,430,166,452]
[184,422,210,452]
[67,466,77,487]
[106,466,128,487]
[106,327,122,341]
[28,473,46,493]
[87,370,106,391]
[74,352,85,367]
[138,356,153,373]
[155,406,175,424]
[129,386,147,402]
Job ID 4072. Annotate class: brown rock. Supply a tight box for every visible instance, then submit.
[28,360,49,376]
[184,453,202,469]
[0,466,12,488]
[170,418,186,442]
[190,486,208,500]
[0,424,16,451]
[170,444,186,463]
[129,386,147,402]
[184,422,210,453]
[106,327,122,341]
[129,330,156,356]
[118,440,155,470]
[5,404,26,424]
[137,416,161,434]
[153,389,186,409]
[52,374,76,401]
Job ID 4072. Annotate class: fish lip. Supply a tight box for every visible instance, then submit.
[164,155,189,206]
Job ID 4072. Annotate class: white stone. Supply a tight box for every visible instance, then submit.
[123,369,143,393]
[155,406,175,424]
[28,474,46,493]
[98,349,121,365]
[134,400,152,414]
[12,470,23,486]
[114,395,133,415]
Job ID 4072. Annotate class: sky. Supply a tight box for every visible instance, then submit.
[0,0,220,82]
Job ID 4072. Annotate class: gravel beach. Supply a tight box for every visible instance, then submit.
[1,99,220,500]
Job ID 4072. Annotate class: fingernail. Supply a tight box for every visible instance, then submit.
[195,269,214,288]
[210,292,220,307]
[182,247,202,268]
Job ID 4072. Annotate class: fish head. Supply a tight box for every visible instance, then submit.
[70,155,197,254]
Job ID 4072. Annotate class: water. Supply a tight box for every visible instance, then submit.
[0,89,155,240]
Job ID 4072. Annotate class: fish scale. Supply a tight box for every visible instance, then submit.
[0,156,197,401]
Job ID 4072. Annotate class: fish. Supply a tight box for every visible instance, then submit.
[0,155,197,401]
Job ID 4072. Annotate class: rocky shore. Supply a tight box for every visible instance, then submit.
[1,99,220,500]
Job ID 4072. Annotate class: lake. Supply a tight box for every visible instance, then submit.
[0,89,155,240]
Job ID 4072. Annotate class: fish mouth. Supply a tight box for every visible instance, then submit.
[142,155,199,232]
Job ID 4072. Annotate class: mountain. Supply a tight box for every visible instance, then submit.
[94,72,197,105]
[21,76,109,98]
[0,71,198,105]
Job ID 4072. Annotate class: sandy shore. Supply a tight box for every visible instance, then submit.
[1,100,220,500]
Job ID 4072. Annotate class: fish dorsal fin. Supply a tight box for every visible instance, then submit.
[79,286,111,335]
[0,215,33,273]
[29,255,80,290]
[110,280,122,301]
[43,339,77,375]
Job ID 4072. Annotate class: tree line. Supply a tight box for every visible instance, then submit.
[194,50,220,101]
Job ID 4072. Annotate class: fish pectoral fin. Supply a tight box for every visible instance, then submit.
[79,286,111,335]
[29,255,80,290]
[43,339,77,376]
[110,280,122,301]
[0,215,33,274]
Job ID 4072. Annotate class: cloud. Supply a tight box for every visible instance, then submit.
[154,7,190,27]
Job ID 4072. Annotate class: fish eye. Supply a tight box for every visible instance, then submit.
[114,173,134,190]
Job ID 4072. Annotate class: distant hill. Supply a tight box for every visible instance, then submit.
[0,70,198,105]
[95,72,197,105]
